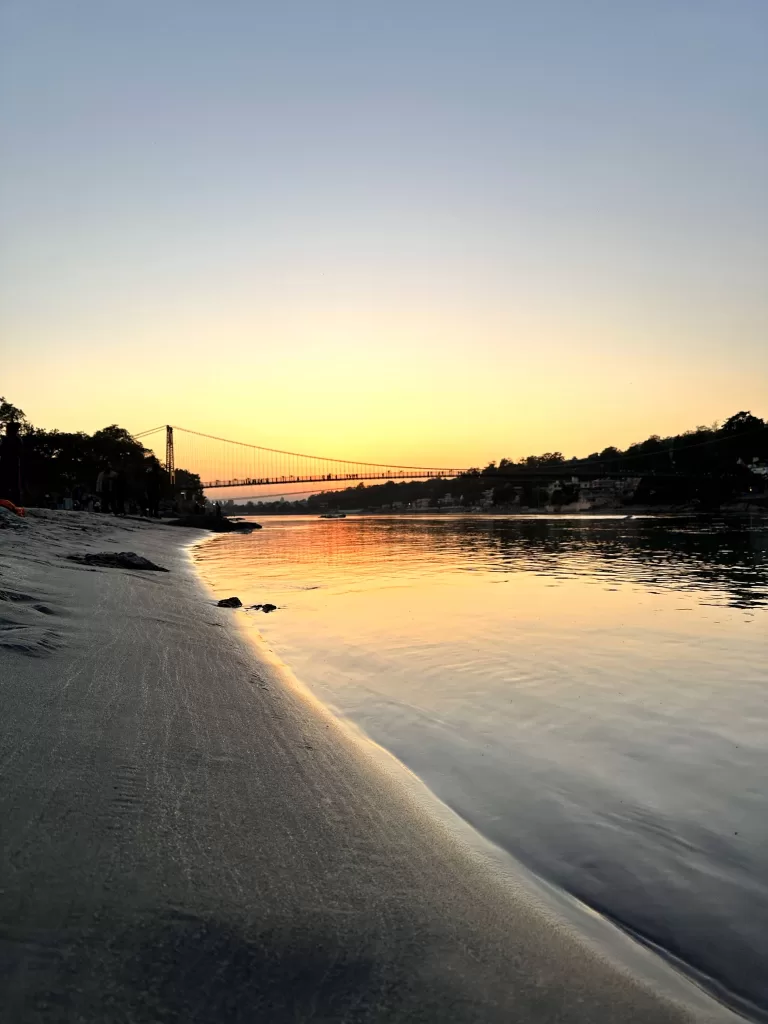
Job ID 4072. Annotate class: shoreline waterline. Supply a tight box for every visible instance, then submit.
[0,509,749,1022]
[191,520,761,1023]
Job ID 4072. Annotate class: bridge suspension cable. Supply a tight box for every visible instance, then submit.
[170,426,466,472]
[133,424,468,490]
[133,425,167,440]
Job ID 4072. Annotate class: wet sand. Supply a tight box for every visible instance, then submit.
[0,510,744,1022]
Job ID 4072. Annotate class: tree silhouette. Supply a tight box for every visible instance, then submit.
[0,396,26,425]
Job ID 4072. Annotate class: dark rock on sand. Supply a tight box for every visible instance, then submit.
[261,603,277,613]
[68,552,169,572]
[230,517,263,528]
[167,515,262,533]
[0,506,28,530]
[217,597,243,608]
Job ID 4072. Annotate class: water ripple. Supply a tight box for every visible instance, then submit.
[197,514,768,1015]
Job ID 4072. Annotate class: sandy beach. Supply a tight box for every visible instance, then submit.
[0,510,746,1022]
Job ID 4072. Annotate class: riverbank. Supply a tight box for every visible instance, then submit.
[0,510,745,1022]
[242,502,768,519]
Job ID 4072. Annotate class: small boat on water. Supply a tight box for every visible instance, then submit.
[319,511,346,519]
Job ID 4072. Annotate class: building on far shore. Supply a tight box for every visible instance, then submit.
[743,458,768,479]
[576,477,642,507]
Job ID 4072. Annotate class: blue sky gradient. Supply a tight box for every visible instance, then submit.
[2,1,766,463]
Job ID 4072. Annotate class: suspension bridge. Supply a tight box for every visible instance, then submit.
[133,424,714,496]
[134,425,468,491]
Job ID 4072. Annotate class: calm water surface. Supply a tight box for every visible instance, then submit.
[196,514,768,1016]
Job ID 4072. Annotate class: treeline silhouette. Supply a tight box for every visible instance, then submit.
[0,397,202,511]
[226,411,768,514]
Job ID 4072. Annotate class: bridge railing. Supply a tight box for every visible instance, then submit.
[200,470,465,489]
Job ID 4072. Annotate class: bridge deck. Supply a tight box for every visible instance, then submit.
[200,469,678,490]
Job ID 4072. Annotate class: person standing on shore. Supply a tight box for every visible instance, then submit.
[95,463,113,513]
[144,460,162,518]
[0,421,23,505]
[111,467,126,516]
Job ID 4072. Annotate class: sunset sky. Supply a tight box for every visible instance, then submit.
[2,1,766,468]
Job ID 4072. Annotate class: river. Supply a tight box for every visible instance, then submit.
[195,513,768,1018]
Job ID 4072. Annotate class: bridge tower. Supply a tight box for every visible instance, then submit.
[165,425,175,487]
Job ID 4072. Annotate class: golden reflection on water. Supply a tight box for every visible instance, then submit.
[195,514,768,1013]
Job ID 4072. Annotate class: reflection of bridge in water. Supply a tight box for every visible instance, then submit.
[134,424,692,491]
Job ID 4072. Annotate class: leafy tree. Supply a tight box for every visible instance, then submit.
[520,452,564,468]
[0,396,26,424]
[722,411,764,434]
[0,398,203,507]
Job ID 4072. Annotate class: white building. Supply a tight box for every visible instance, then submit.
[578,477,641,506]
